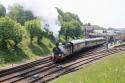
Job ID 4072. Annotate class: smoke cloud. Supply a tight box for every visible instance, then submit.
[1,0,61,36]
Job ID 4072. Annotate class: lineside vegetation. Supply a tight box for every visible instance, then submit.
[0,4,84,66]
[0,4,56,66]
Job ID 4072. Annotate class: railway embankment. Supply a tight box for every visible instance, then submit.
[0,37,55,67]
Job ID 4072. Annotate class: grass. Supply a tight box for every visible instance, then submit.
[0,37,55,67]
[29,37,55,56]
[50,51,125,83]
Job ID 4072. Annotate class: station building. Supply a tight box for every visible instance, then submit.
[84,23,120,43]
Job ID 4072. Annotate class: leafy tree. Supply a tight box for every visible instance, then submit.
[7,4,34,25]
[56,8,83,41]
[0,4,6,17]
[24,10,34,20]
[0,17,23,49]
[25,19,43,44]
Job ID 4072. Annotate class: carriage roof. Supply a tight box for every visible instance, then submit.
[85,37,104,42]
[70,37,104,45]
[70,39,85,44]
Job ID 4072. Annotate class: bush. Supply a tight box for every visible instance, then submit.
[0,17,23,49]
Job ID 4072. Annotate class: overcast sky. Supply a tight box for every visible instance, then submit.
[0,0,125,29]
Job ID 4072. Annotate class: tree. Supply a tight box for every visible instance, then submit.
[0,4,6,17]
[0,17,23,49]
[25,19,43,44]
[44,27,56,43]
[7,4,34,25]
[56,8,83,41]
[24,10,34,21]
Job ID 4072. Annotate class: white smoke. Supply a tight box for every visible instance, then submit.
[0,0,61,36]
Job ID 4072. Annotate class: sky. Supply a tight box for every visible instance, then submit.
[0,0,125,32]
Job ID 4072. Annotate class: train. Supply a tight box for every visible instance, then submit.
[51,37,105,62]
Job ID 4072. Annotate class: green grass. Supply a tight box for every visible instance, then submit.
[50,51,125,83]
[0,37,55,67]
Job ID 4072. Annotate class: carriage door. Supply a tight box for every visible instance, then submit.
[69,43,73,54]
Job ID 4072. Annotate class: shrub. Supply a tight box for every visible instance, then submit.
[0,17,23,49]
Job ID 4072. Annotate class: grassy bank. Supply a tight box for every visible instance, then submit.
[51,51,125,83]
[0,37,55,67]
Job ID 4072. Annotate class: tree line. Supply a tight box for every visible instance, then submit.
[0,4,56,50]
[0,3,84,50]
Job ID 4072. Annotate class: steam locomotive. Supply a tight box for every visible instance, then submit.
[51,37,105,62]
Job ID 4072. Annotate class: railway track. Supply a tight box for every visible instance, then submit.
[0,56,51,78]
[0,45,124,83]
[30,48,124,83]
[0,46,104,83]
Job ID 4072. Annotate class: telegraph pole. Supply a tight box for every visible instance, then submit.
[106,30,109,50]
[84,28,87,39]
